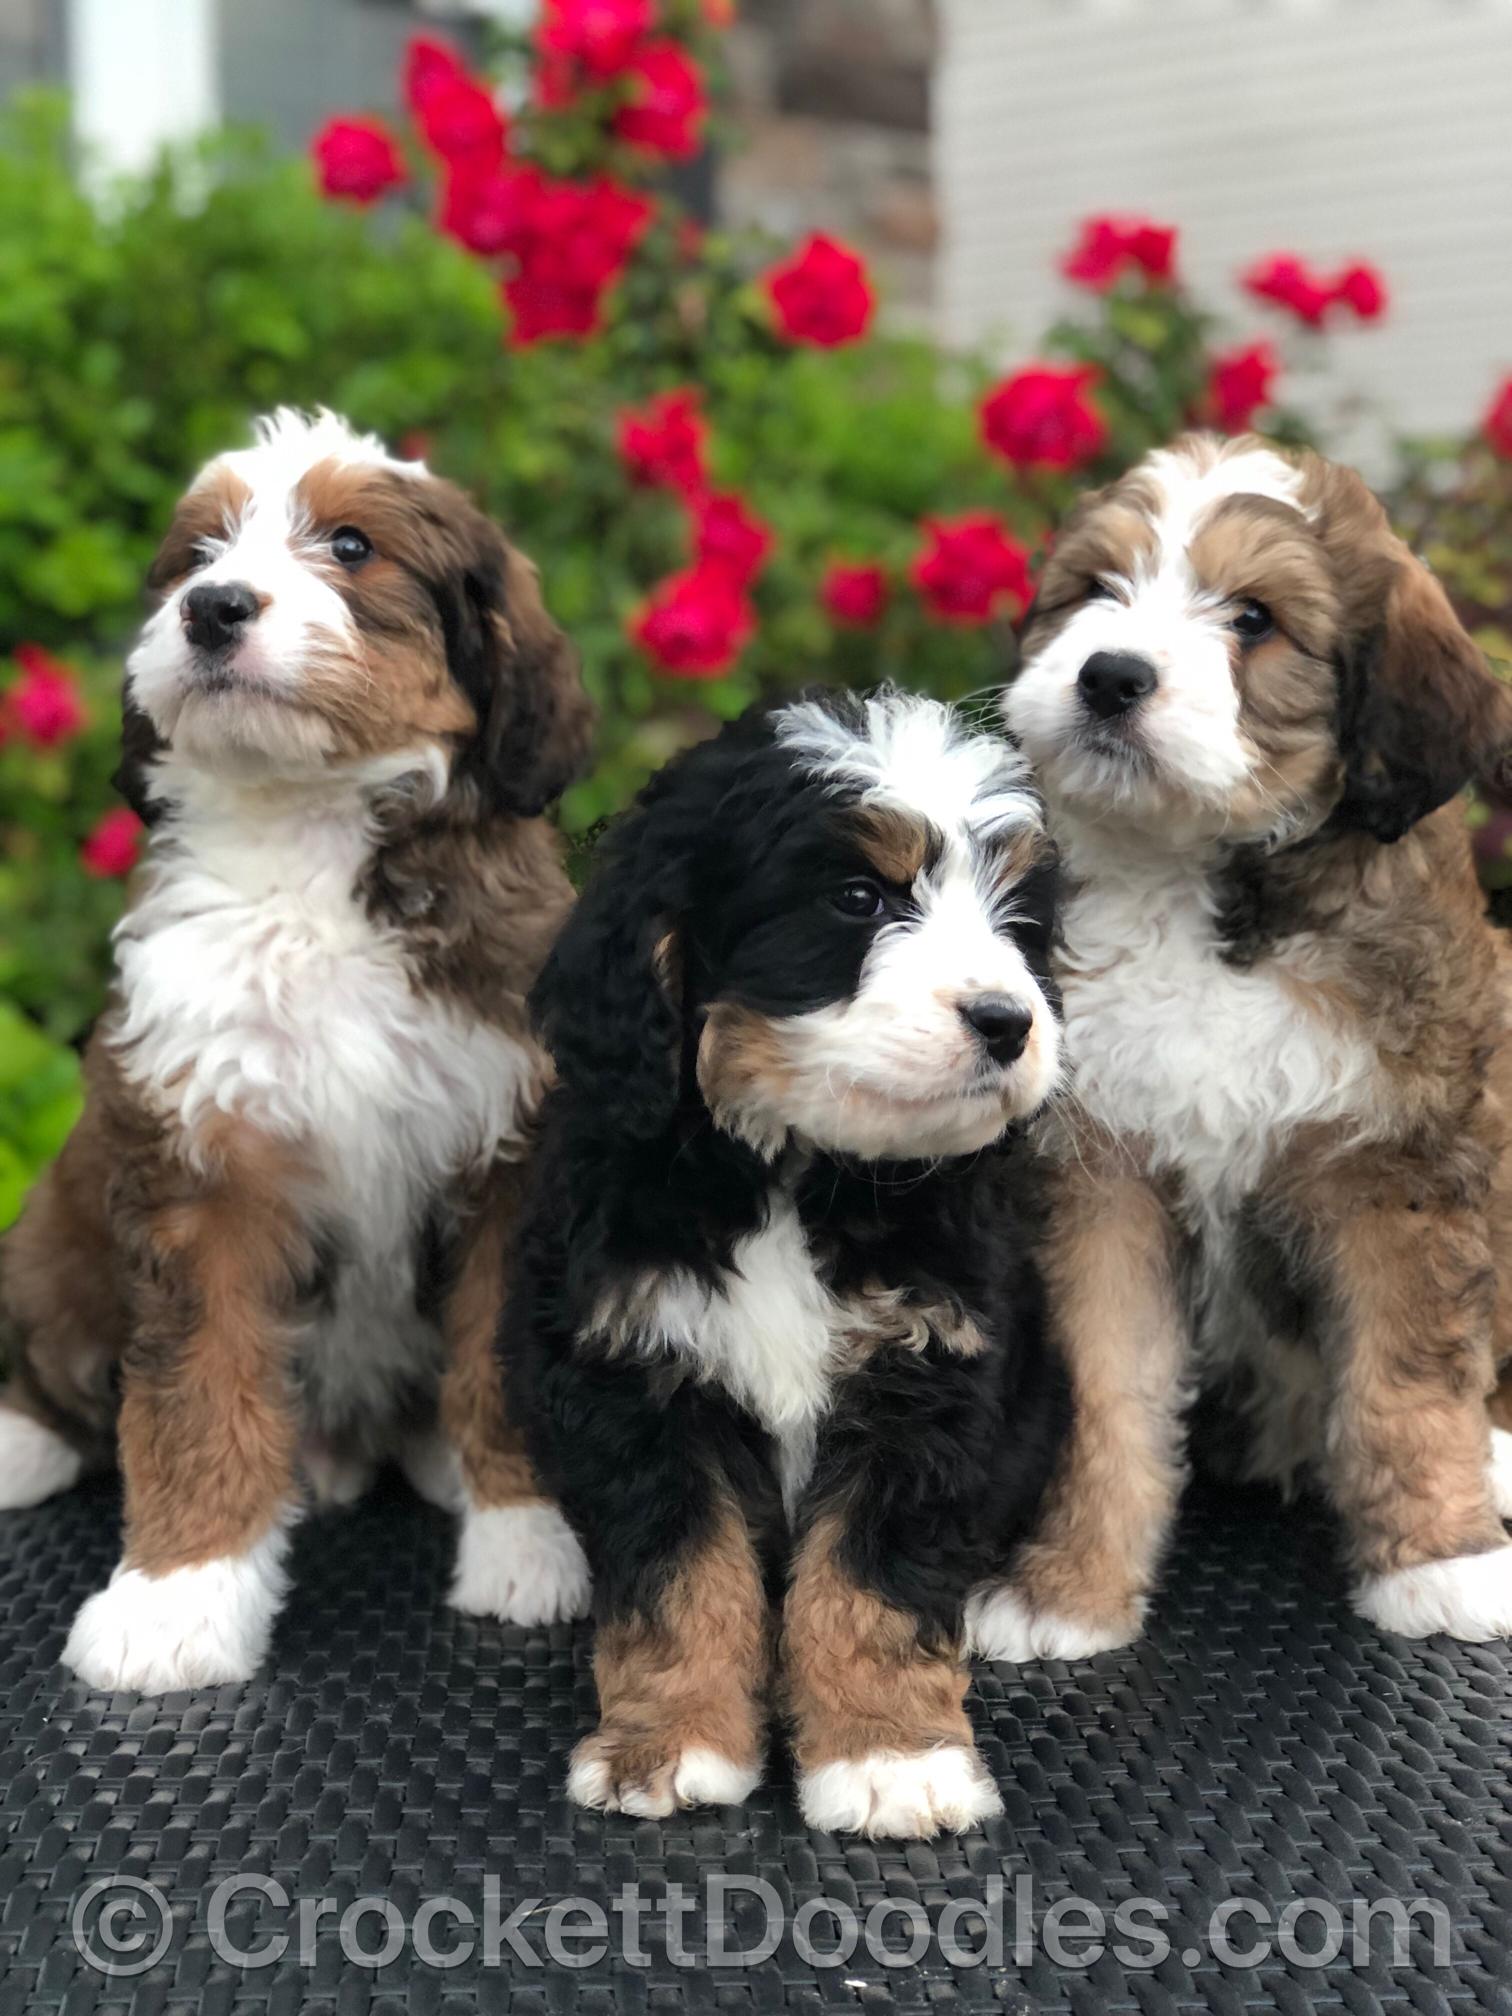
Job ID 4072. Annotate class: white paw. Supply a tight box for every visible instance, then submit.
[798,1745,1003,1839]
[1489,1428,1512,1520]
[396,1431,465,1513]
[448,1499,590,1624]
[62,1526,291,1691]
[568,1744,761,1816]
[964,1581,1142,1662]
[0,1409,83,1508]
[1354,1541,1512,1641]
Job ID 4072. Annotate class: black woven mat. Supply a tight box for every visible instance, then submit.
[2,1476,1509,2015]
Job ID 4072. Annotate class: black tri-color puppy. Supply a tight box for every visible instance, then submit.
[500,687,1069,1838]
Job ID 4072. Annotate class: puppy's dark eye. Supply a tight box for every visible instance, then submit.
[1085,579,1115,601]
[1232,598,1274,641]
[331,526,374,568]
[832,878,885,920]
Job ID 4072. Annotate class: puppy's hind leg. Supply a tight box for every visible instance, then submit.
[0,1398,85,1509]
[1314,1172,1512,1641]
[968,1158,1188,1663]
[440,1162,590,1627]
[0,1086,135,1508]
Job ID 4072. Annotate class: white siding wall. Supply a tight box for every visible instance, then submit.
[936,0,1512,472]
[68,0,217,176]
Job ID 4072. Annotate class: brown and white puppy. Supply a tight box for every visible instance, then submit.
[0,409,596,1690]
[974,432,1512,1656]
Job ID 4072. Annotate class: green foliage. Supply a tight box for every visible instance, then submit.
[1391,439,1512,888]
[0,997,81,1229]
[0,651,126,1040]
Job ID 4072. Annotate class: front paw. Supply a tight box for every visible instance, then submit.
[964,1579,1143,1662]
[449,1500,591,1625]
[63,1536,289,1692]
[1354,1541,1512,1641]
[568,1730,762,1817]
[798,1744,1002,1839]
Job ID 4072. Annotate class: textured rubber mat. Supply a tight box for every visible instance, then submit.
[1,1475,1509,2015]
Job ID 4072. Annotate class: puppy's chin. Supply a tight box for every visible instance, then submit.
[127,617,362,786]
[698,1003,1061,1164]
[163,686,340,782]
[790,1080,1047,1162]
[1019,721,1292,847]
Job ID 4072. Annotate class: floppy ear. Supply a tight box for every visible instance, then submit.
[112,692,169,826]
[530,813,688,1140]
[1334,549,1512,843]
[441,510,596,820]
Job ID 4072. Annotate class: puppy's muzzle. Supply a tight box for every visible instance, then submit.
[958,993,1033,1066]
[1077,650,1157,721]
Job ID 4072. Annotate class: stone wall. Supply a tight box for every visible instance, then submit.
[0,0,64,102]
[720,0,937,325]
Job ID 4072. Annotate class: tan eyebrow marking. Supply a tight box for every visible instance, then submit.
[852,805,936,886]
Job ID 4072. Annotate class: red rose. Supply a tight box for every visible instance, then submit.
[404,36,466,115]
[403,38,506,172]
[612,40,707,161]
[503,276,601,343]
[980,364,1108,472]
[1333,261,1387,321]
[1241,254,1334,329]
[533,47,577,110]
[911,515,1032,625]
[527,170,651,283]
[764,232,875,348]
[1484,377,1512,458]
[1063,215,1177,290]
[617,388,709,494]
[1243,252,1389,328]
[821,560,889,627]
[538,0,654,82]
[6,644,87,745]
[422,75,506,171]
[499,171,652,344]
[1204,340,1280,434]
[440,163,534,257]
[80,807,143,880]
[311,116,408,205]
[693,493,772,588]
[630,564,755,678]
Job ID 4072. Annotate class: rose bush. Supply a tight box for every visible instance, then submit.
[0,31,1492,1222]
[1393,384,1512,897]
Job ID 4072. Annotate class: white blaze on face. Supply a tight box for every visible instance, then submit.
[768,692,1061,1160]
[126,408,420,778]
[1006,443,1308,830]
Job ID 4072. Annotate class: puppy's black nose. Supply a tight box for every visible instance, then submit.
[960,994,1033,1066]
[183,582,260,652]
[1077,650,1157,720]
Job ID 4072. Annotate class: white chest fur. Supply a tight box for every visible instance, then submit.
[1056,834,1379,1205]
[110,787,538,1414]
[607,1192,845,1516]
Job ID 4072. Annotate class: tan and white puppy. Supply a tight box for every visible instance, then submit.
[976,433,1512,1657]
[0,409,596,1690]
